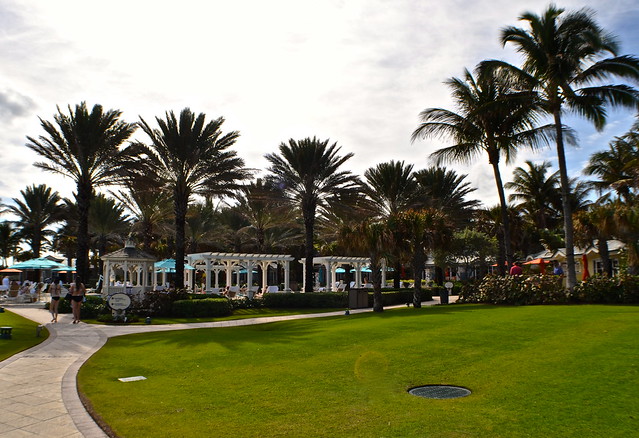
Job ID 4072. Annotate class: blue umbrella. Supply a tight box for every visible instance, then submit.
[350,267,372,273]
[336,267,346,273]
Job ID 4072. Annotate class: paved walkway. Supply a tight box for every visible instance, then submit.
[1,297,452,437]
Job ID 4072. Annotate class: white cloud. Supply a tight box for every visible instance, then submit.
[0,0,637,209]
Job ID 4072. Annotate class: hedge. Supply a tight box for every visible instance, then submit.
[171,298,233,318]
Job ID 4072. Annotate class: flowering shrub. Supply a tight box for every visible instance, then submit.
[459,274,567,305]
[571,274,639,304]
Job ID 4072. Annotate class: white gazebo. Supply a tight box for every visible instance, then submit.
[301,256,388,291]
[101,241,156,297]
[187,252,295,292]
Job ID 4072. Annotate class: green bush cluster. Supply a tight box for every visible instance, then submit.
[46,295,108,319]
[262,292,347,308]
[171,298,233,318]
[571,274,639,304]
[459,274,568,305]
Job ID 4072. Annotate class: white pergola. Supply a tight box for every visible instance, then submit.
[301,256,388,291]
[186,252,295,292]
[101,241,156,297]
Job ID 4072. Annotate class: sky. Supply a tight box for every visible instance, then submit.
[1,0,638,211]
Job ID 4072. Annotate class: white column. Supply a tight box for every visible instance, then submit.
[300,260,306,291]
[284,261,290,291]
[381,258,387,287]
[205,258,212,291]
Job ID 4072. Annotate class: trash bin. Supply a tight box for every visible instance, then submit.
[348,289,370,309]
[439,289,449,304]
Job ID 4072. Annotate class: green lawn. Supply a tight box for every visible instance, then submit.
[0,309,49,361]
[79,305,639,437]
[84,307,343,325]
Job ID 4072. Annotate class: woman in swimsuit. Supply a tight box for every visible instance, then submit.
[69,276,86,324]
[49,278,62,323]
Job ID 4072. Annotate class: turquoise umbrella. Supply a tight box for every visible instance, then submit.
[154,259,195,272]
[10,257,65,270]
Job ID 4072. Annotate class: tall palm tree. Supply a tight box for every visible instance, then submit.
[185,200,218,254]
[363,160,418,288]
[134,108,247,288]
[505,160,561,229]
[412,66,554,274]
[1,184,63,257]
[26,102,137,280]
[265,137,359,292]
[494,4,639,289]
[0,222,21,267]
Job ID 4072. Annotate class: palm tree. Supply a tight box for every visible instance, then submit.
[584,135,639,202]
[26,102,137,280]
[339,220,390,312]
[234,178,299,253]
[134,108,247,288]
[412,66,553,274]
[265,137,360,292]
[393,209,452,307]
[0,222,21,266]
[413,166,480,226]
[185,200,218,254]
[494,4,639,289]
[363,160,418,288]
[1,184,63,257]
[505,160,561,229]
[89,193,130,276]
[111,177,173,254]
[574,202,616,276]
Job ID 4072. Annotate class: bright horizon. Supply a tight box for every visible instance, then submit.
[1,0,638,212]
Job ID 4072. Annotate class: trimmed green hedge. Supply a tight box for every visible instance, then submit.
[172,298,233,318]
[260,289,433,309]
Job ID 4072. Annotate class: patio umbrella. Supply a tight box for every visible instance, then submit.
[154,259,195,271]
[9,257,65,270]
[582,253,590,281]
[52,265,76,272]
[0,268,22,273]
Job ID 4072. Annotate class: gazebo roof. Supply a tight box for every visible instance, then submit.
[102,241,156,262]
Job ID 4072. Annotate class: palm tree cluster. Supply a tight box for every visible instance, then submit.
[1,5,638,295]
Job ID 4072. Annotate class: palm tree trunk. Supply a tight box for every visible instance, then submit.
[412,249,424,308]
[491,160,512,275]
[302,200,316,293]
[76,182,92,282]
[596,237,611,276]
[553,109,577,290]
[371,259,383,312]
[174,195,187,290]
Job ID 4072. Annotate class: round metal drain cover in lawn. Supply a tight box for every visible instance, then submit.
[408,385,471,399]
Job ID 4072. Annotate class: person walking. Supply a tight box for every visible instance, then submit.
[49,278,62,323]
[69,276,86,324]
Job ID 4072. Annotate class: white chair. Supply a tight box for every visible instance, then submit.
[266,285,279,293]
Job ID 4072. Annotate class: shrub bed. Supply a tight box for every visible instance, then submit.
[172,298,233,318]
[262,292,347,308]
[46,295,108,319]
[571,274,639,304]
[458,274,568,305]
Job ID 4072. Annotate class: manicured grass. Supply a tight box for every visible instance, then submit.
[0,309,49,361]
[79,305,639,437]
[84,308,342,325]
